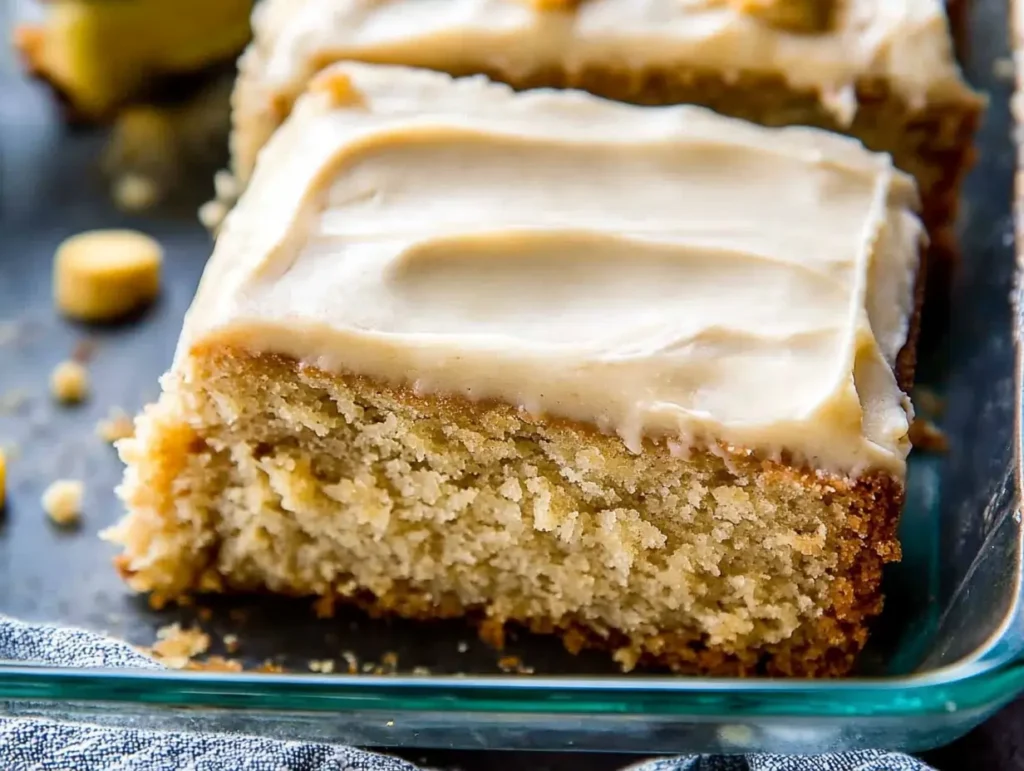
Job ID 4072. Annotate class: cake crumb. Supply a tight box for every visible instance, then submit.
[223,633,240,654]
[411,666,431,676]
[186,656,243,673]
[97,409,135,443]
[309,659,335,673]
[562,627,588,655]
[213,170,240,203]
[613,646,640,673]
[50,360,89,404]
[456,641,469,654]
[198,200,229,233]
[497,655,534,675]
[255,659,284,674]
[312,594,336,619]
[994,57,1016,81]
[909,418,949,453]
[479,618,506,649]
[54,229,162,322]
[341,651,358,674]
[112,173,160,213]
[149,623,210,669]
[41,479,83,526]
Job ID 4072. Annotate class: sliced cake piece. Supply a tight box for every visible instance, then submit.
[109,63,924,677]
[230,0,979,264]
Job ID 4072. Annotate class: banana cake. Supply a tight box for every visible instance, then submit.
[108,63,924,677]
[229,0,979,265]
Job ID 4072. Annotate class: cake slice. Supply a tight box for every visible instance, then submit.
[230,0,979,264]
[109,63,924,677]
[13,0,252,122]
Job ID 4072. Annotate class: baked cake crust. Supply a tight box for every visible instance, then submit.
[111,346,905,677]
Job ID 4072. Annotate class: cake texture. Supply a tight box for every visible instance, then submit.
[229,0,980,265]
[109,64,924,676]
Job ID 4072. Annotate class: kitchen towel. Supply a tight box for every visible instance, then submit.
[0,615,933,771]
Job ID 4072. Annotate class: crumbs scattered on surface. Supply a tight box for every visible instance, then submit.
[309,658,335,673]
[341,650,359,674]
[147,623,211,669]
[456,640,469,654]
[50,360,89,404]
[41,479,83,526]
[497,655,534,675]
[223,633,240,654]
[97,408,135,443]
[909,418,949,453]
[185,655,243,673]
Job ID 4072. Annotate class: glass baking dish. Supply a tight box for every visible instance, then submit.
[0,0,1022,755]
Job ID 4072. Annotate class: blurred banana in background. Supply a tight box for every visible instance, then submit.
[12,0,253,211]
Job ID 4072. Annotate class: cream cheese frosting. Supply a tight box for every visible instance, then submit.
[186,63,922,477]
[232,0,973,181]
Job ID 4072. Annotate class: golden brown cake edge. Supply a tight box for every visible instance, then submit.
[112,345,909,678]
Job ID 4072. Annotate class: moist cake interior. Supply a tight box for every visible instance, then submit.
[109,63,925,677]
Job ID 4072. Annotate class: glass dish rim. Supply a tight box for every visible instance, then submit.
[0,350,1020,720]
[0,538,1021,719]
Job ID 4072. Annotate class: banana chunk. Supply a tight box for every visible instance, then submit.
[54,229,162,322]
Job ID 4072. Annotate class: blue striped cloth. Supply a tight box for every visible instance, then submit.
[0,616,932,771]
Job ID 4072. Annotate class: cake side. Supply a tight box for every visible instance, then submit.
[110,346,903,676]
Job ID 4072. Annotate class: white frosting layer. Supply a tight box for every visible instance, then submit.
[188,63,922,476]
[252,0,970,116]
